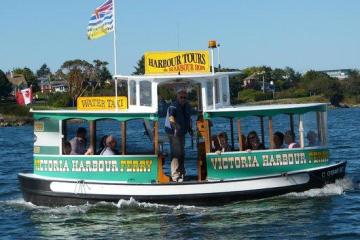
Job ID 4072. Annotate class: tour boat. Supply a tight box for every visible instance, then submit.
[18,51,346,206]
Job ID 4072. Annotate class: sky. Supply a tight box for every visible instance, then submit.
[0,0,359,75]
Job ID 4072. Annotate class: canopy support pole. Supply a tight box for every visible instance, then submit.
[268,116,274,149]
[89,120,96,154]
[260,116,265,145]
[237,119,243,151]
[121,121,126,155]
[230,117,234,150]
[153,121,159,155]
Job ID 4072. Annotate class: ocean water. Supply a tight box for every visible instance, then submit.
[0,108,359,239]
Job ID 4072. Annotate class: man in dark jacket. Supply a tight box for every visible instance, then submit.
[165,89,193,182]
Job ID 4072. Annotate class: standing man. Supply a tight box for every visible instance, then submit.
[165,89,193,182]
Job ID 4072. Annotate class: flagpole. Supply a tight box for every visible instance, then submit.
[113,0,119,111]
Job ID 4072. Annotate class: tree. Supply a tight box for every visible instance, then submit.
[300,70,342,104]
[60,59,93,106]
[36,64,51,78]
[132,55,145,75]
[0,69,12,99]
[13,67,40,92]
[92,59,112,90]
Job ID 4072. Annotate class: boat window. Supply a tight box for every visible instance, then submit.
[140,80,152,106]
[125,119,155,154]
[215,78,220,104]
[221,77,228,103]
[129,80,136,106]
[317,111,328,146]
[95,119,122,155]
[206,81,213,107]
[63,119,89,155]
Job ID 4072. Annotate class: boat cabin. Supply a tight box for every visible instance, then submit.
[31,71,330,185]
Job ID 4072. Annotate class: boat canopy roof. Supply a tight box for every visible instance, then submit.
[31,109,158,121]
[204,103,327,119]
[114,72,241,83]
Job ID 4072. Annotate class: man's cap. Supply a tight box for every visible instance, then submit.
[176,88,187,94]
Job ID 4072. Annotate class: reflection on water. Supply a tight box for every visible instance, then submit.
[1,109,360,239]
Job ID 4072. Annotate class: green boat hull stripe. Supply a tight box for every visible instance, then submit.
[206,148,329,180]
[33,155,158,183]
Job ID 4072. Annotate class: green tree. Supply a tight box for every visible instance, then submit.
[132,55,145,75]
[13,67,40,92]
[92,59,112,89]
[0,70,13,99]
[300,70,342,104]
[60,59,93,106]
[36,64,51,78]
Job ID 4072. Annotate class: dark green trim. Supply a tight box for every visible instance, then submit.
[33,112,158,122]
[204,104,326,119]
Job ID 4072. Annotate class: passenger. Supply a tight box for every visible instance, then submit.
[100,135,117,155]
[216,132,231,153]
[284,130,300,149]
[63,141,71,155]
[273,131,285,149]
[164,88,193,182]
[70,127,87,155]
[96,135,108,155]
[307,130,319,147]
[211,135,220,152]
[246,131,265,150]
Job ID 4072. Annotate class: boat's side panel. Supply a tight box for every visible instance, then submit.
[33,155,159,183]
[18,161,346,207]
[34,119,60,155]
[206,148,329,180]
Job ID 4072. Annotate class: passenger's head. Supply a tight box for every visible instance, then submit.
[284,130,295,144]
[211,135,220,151]
[217,132,228,147]
[273,131,284,149]
[247,131,260,149]
[105,135,117,150]
[176,89,187,106]
[99,135,108,148]
[76,127,87,140]
[307,130,317,145]
[63,141,71,155]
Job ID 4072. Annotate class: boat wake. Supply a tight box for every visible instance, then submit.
[0,197,204,214]
[285,177,353,198]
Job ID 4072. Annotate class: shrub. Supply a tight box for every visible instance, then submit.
[48,93,72,107]
[237,89,272,103]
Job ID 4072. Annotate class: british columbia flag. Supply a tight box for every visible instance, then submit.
[87,0,114,40]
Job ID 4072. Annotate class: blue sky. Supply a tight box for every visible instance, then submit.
[0,0,359,75]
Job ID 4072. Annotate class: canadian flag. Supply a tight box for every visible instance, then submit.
[16,87,32,105]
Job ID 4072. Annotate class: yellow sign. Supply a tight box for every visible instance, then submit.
[145,50,210,75]
[77,97,127,111]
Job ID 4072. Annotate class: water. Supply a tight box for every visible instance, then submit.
[1,108,360,239]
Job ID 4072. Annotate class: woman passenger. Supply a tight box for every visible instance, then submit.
[284,130,300,149]
[273,131,285,149]
[246,131,265,150]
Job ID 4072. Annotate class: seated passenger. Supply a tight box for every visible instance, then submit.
[307,130,320,147]
[246,131,265,150]
[70,127,87,155]
[213,132,231,154]
[273,131,285,149]
[63,141,72,155]
[284,130,300,149]
[211,135,220,152]
[100,135,117,155]
[96,135,108,155]
[217,132,231,153]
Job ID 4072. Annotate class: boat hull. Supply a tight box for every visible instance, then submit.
[18,161,346,207]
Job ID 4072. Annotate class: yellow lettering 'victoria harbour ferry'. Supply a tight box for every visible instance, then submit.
[18,46,346,206]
